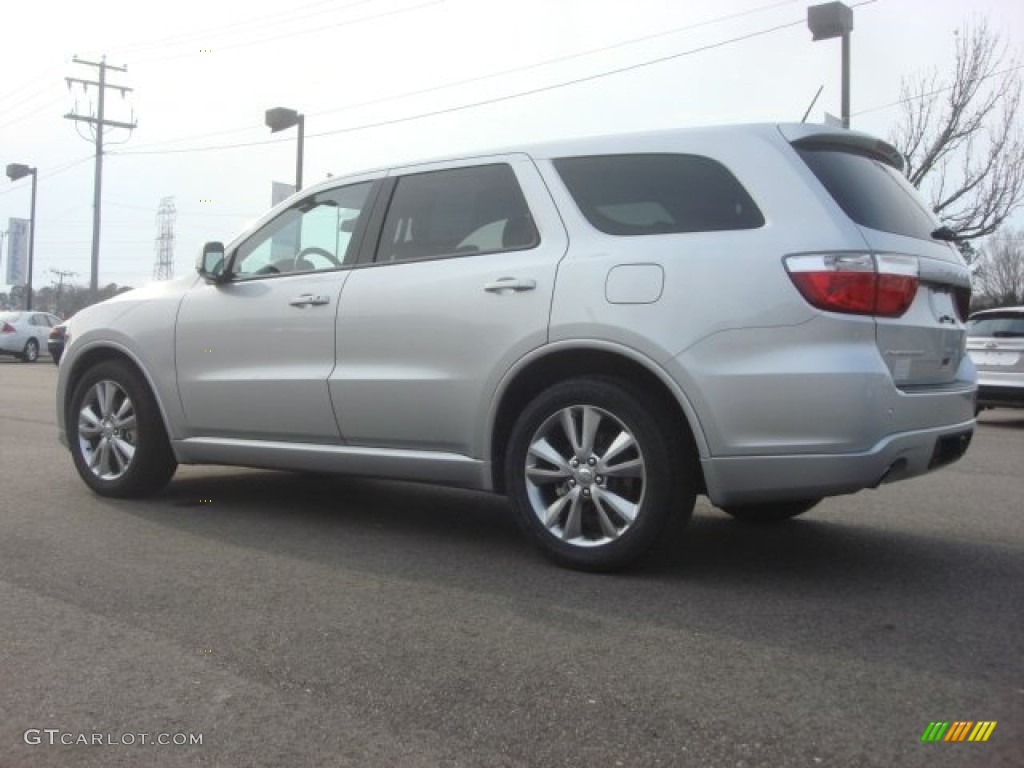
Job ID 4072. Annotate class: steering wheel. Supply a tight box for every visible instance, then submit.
[294,247,340,270]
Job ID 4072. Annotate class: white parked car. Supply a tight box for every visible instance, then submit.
[967,306,1024,411]
[56,123,977,570]
[0,310,61,362]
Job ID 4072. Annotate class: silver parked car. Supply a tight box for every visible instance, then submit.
[966,306,1024,411]
[56,123,977,570]
[1,310,62,362]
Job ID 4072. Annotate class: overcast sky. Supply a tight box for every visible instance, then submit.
[2,0,1023,292]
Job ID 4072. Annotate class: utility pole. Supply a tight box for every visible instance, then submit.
[50,268,78,317]
[64,55,136,298]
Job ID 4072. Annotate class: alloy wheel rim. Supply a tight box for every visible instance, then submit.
[77,380,138,481]
[524,404,646,547]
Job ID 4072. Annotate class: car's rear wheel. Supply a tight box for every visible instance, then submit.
[68,360,177,497]
[721,499,822,523]
[21,338,38,363]
[506,377,695,571]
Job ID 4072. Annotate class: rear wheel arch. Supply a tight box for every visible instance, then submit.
[489,347,706,495]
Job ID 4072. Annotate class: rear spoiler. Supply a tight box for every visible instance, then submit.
[778,125,905,172]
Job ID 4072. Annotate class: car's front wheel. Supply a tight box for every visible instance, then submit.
[721,499,822,523]
[21,338,38,363]
[68,360,177,497]
[506,377,695,571]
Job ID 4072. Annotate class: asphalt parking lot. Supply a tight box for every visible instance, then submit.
[1,358,1021,767]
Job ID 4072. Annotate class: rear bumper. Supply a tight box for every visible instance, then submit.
[701,419,975,506]
[977,384,1024,408]
[976,371,1024,408]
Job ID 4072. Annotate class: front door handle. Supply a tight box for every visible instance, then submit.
[484,277,537,294]
[289,294,330,307]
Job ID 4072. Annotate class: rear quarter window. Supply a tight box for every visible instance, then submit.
[796,144,938,241]
[553,153,764,236]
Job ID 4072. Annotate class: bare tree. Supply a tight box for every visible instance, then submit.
[975,229,1024,307]
[891,18,1024,244]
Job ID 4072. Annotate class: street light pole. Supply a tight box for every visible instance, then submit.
[5,163,37,310]
[295,113,305,192]
[265,106,305,192]
[841,29,851,128]
[807,1,854,129]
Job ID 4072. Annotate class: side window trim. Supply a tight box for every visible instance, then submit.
[354,177,397,267]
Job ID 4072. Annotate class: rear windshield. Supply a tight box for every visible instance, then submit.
[796,144,938,240]
[968,313,1024,338]
[553,153,764,235]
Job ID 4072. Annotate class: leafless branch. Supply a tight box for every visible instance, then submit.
[890,17,1024,244]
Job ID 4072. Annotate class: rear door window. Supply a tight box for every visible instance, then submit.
[795,143,938,240]
[553,153,764,235]
[375,164,538,263]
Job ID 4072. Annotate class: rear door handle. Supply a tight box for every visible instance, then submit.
[289,294,330,307]
[484,277,537,294]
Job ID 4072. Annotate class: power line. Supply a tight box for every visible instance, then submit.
[122,0,802,154]
[0,94,69,132]
[109,0,374,58]
[0,66,65,107]
[116,13,819,158]
[852,63,1024,117]
[311,0,802,121]
[131,0,445,64]
[0,156,94,200]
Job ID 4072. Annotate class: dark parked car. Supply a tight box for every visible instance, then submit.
[48,323,68,365]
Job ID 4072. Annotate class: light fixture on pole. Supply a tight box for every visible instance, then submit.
[6,163,38,310]
[265,106,305,192]
[807,1,854,129]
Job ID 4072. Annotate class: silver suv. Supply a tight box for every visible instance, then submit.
[56,123,976,571]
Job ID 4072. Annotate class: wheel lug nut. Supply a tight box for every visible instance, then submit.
[582,488,591,497]
[596,476,604,485]
[570,458,579,468]
[587,457,597,466]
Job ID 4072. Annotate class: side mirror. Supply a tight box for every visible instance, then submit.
[197,241,227,281]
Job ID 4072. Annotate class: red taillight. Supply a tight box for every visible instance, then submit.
[1,322,15,333]
[785,253,919,318]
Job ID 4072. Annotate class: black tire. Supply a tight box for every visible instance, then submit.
[721,498,822,523]
[68,360,177,497]
[505,377,696,572]
[21,338,39,363]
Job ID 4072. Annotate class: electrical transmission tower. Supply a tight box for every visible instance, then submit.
[154,197,176,281]
[64,55,136,297]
